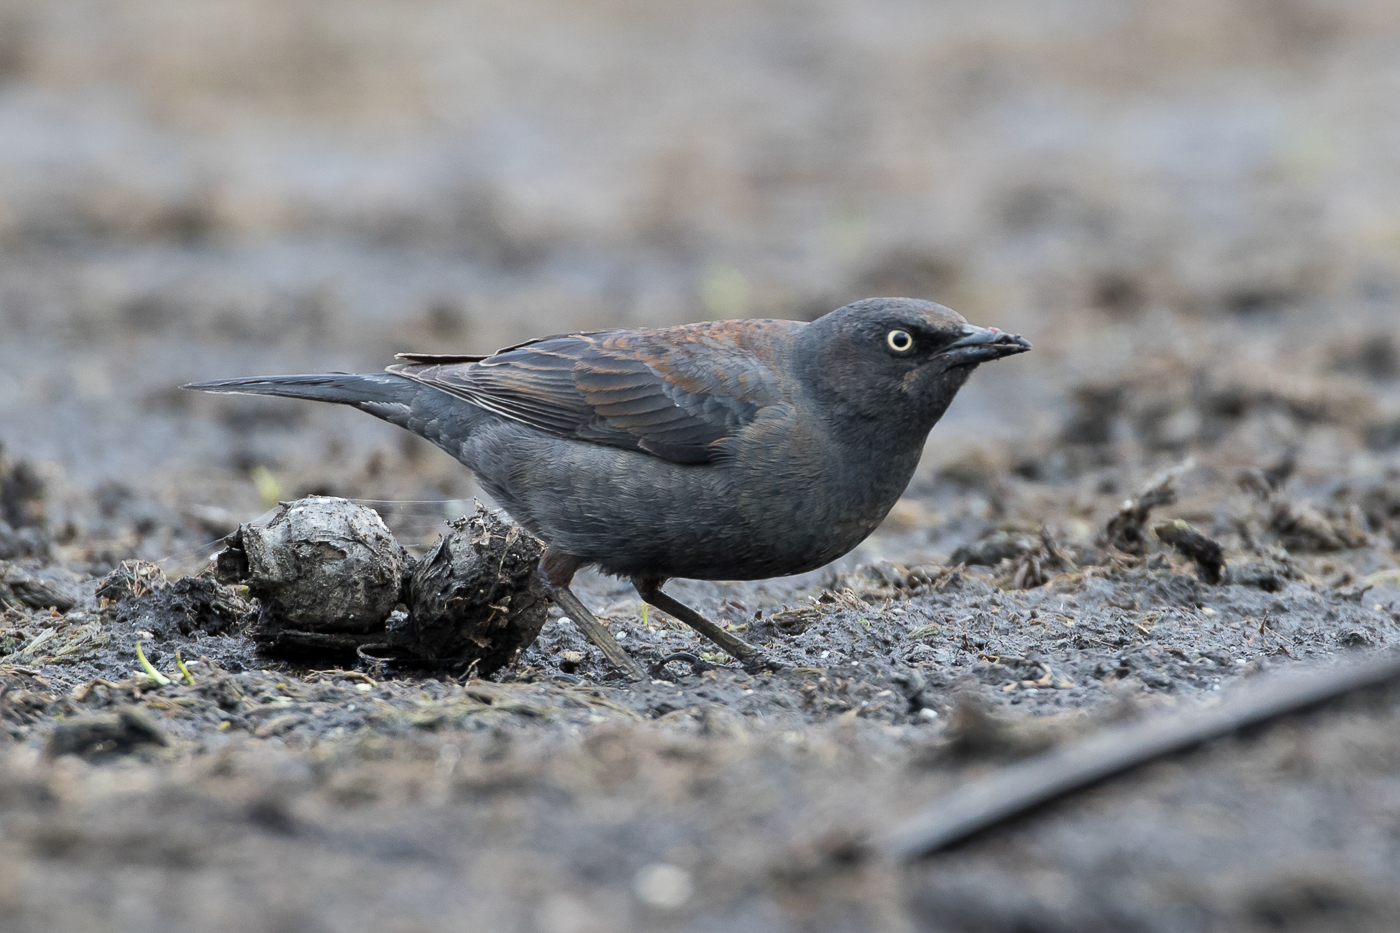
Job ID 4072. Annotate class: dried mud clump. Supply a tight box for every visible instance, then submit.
[950,531,1038,568]
[205,497,550,671]
[1153,519,1226,584]
[390,503,548,676]
[98,561,251,638]
[43,706,166,760]
[1102,473,1178,556]
[0,448,51,562]
[0,523,47,562]
[939,690,1059,761]
[216,497,408,637]
[1227,549,1300,592]
[0,562,79,612]
[0,446,46,532]
[1268,500,1370,552]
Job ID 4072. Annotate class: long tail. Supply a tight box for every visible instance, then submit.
[182,373,481,455]
[184,373,414,409]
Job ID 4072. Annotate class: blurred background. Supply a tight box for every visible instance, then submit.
[0,0,1398,567]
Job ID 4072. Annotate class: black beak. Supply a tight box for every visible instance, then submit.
[940,325,1032,367]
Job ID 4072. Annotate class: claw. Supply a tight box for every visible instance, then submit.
[650,651,716,679]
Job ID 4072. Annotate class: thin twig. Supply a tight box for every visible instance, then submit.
[879,650,1400,860]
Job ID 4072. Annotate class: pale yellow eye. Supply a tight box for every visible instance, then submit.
[887,329,914,352]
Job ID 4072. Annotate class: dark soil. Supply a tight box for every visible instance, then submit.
[4,443,1400,931]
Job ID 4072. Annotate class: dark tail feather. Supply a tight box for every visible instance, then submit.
[182,373,480,452]
[182,373,414,408]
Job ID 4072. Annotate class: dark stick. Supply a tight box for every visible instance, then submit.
[548,585,647,682]
[878,650,1400,860]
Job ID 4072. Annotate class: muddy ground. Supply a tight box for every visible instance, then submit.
[5,0,1400,930]
[5,385,1400,933]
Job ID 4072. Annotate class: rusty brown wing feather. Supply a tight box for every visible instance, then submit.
[387,322,795,464]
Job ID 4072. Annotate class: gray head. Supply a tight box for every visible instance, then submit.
[797,297,1031,444]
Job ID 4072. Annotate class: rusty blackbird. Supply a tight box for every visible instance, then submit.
[186,297,1031,676]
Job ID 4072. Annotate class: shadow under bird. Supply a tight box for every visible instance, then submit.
[184,297,1031,677]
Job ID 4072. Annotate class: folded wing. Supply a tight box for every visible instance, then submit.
[388,323,793,464]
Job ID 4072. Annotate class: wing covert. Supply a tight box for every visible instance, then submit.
[387,322,794,464]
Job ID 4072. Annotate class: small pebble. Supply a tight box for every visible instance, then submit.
[633,863,694,909]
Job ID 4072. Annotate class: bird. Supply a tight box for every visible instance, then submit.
[184,297,1031,677]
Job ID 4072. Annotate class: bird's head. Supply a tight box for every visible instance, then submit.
[798,297,1031,437]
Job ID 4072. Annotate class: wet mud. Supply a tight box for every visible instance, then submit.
[4,404,1400,931]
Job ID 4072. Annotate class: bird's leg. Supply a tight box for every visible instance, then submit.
[547,586,647,681]
[540,550,646,682]
[633,578,780,673]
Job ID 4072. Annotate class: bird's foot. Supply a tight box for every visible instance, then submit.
[633,580,783,675]
[738,651,784,674]
[650,651,716,679]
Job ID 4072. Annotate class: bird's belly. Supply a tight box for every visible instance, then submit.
[466,424,920,582]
